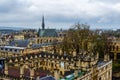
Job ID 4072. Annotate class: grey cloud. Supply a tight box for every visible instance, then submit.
[0,0,119,29]
[0,0,22,13]
[89,0,120,3]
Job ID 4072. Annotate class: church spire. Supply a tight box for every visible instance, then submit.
[42,16,45,30]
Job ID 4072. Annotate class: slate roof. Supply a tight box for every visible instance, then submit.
[38,29,58,37]
[2,46,25,49]
[31,43,53,49]
[64,69,74,76]
[9,40,30,47]
[40,76,55,80]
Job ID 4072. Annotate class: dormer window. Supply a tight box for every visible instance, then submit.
[5,48,8,51]
[1,48,3,50]
[10,49,12,51]
[14,49,17,52]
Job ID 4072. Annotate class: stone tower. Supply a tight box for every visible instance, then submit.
[104,53,110,61]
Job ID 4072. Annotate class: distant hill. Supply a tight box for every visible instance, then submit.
[0,26,28,34]
[0,26,25,31]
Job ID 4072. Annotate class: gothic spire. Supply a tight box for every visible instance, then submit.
[42,16,45,30]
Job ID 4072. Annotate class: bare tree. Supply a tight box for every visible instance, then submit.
[61,23,107,58]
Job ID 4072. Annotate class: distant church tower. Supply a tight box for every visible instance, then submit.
[42,16,45,30]
[38,16,58,37]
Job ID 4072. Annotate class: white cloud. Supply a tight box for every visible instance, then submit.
[113,3,120,13]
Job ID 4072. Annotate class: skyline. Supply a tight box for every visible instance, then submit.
[0,0,120,29]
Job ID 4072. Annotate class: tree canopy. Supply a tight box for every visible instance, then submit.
[61,23,108,58]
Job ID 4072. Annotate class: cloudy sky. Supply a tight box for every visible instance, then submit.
[0,0,120,29]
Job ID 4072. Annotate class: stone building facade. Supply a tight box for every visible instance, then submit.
[0,51,112,80]
[77,60,112,80]
[108,37,120,60]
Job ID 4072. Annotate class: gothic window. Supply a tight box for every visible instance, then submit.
[5,48,8,51]
[116,46,119,51]
[110,46,112,50]
[51,63,54,67]
[41,39,42,44]
[59,34,62,37]
[113,46,115,51]
[99,77,101,80]
[14,49,17,52]
[60,71,62,75]
[109,71,111,77]
[10,49,12,51]
[49,40,52,43]
[46,40,48,43]
[37,39,39,44]
[40,62,42,65]
[1,48,3,50]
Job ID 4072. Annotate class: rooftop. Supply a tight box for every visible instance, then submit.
[0,46,25,50]
[97,60,112,69]
[40,76,55,80]
[9,39,30,47]
[38,29,58,37]
[32,42,53,49]
[60,70,86,80]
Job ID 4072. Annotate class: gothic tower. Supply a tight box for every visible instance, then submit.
[42,16,45,30]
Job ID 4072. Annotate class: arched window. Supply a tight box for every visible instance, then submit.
[113,46,115,51]
[46,39,48,43]
[41,39,42,44]
[110,46,112,50]
[116,46,119,51]
[49,40,52,43]
[99,77,101,80]
[60,71,62,75]
[37,39,39,44]
[51,63,54,67]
